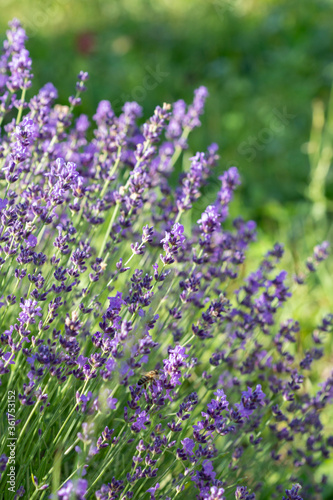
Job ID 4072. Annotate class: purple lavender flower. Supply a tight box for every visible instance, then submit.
[4,19,33,93]
[235,385,266,419]
[203,486,226,500]
[25,234,37,248]
[3,116,38,182]
[131,410,150,432]
[306,241,330,272]
[45,158,83,205]
[18,299,42,326]
[235,486,256,499]
[95,479,124,499]
[160,223,186,265]
[282,483,303,500]
[176,151,210,214]
[14,486,25,498]
[143,103,171,143]
[147,483,160,499]
[0,453,8,481]
[180,437,195,457]
[56,479,88,500]
[107,397,117,410]
[3,352,15,365]
[192,459,217,497]
[217,166,241,221]
[184,86,209,130]
[93,99,114,125]
[163,344,188,386]
[198,205,220,235]
[107,292,125,312]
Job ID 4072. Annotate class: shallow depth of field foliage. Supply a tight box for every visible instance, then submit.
[0,2,333,500]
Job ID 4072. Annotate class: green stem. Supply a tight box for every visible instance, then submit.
[86,425,130,494]
[16,83,28,124]
[169,127,190,168]
[97,203,119,259]
[16,402,38,446]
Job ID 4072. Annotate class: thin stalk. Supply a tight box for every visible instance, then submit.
[16,83,28,124]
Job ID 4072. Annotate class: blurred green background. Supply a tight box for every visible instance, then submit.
[1,0,332,320]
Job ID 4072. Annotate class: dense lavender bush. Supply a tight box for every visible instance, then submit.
[0,19,332,500]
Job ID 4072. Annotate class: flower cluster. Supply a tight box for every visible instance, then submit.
[0,19,332,500]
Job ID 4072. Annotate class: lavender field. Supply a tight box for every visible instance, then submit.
[0,17,333,500]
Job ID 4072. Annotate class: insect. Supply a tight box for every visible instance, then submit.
[137,370,160,387]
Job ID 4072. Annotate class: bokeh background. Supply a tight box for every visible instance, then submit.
[1,0,333,492]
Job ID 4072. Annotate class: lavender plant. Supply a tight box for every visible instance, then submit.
[0,19,332,500]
